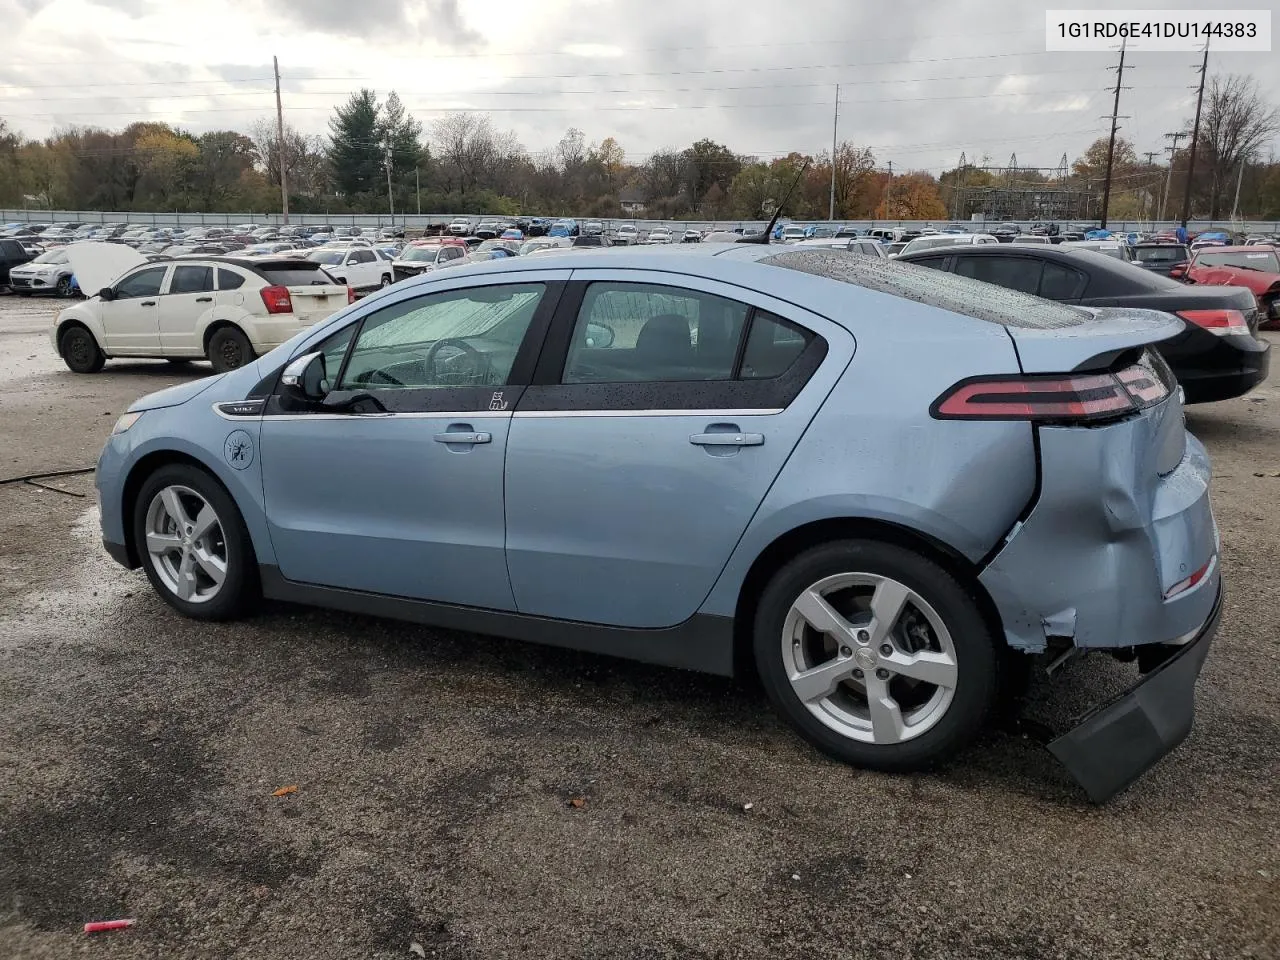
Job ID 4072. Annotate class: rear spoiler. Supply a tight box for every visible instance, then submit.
[1007,308,1186,374]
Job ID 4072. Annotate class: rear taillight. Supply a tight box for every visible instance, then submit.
[347,286,356,304]
[259,285,292,314]
[1164,555,1215,599]
[933,355,1171,423]
[1176,308,1249,336]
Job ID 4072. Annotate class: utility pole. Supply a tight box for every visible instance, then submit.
[828,84,839,221]
[1180,41,1210,227]
[1231,153,1247,220]
[415,167,421,216]
[1159,131,1187,222]
[886,160,893,220]
[385,144,394,220]
[1099,38,1128,229]
[1143,151,1158,165]
[273,56,288,224]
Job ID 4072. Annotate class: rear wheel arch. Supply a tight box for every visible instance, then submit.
[202,318,247,353]
[730,517,1007,682]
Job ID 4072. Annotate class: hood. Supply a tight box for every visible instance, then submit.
[127,374,225,413]
[65,242,148,296]
[1194,265,1280,295]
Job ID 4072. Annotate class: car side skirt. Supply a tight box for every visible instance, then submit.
[259,565,736,676]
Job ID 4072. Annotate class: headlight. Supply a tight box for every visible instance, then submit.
[111,412,144,435]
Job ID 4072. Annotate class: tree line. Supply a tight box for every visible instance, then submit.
[0,73,1276,220]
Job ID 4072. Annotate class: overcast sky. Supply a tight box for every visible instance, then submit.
[2,0,1277,173]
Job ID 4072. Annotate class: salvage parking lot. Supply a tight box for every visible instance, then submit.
[0,295,1277,958]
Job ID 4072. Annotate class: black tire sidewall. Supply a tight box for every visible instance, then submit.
[754,539,1000,772]
[60,326,104,373]
[132,463,258,621]
[207,328,254,373]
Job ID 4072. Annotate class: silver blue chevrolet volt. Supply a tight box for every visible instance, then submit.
[93,245,1223,801]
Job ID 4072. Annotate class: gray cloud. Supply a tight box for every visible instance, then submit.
[255,0,481,46]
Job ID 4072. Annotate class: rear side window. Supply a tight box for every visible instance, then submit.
[216,268,245,290]
[954,256,1043,295]
[907,255,949,271]
[170,265,213,294]
[740,311,811,379]
[1039,262,1085,300]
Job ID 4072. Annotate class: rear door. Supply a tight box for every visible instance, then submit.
[159,263,215,354]
[503,270,848,629]
[99,264,170,354]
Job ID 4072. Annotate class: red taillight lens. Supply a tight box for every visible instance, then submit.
[259,284,292,314]
[933,356,1172,423]
[1176,308,1248,336]
[347,285,356,304]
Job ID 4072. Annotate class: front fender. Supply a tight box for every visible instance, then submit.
[53,303,106,351]
[100,402,273,568]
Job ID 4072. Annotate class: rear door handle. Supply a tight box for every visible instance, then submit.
[434,431,491,445]
[196,296,213,302]
[140,300,156,307]
[690,432,764,446]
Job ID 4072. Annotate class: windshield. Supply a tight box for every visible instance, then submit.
[400,246,438,262]
[1134,246,1189,263]
[307,251,345,265]
[1197,250,1280,272]
[32,249,69,264]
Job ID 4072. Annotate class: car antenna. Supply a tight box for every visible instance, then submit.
[740,158,812,243]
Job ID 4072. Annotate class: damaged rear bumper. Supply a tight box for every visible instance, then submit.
[1048,583,1222,803]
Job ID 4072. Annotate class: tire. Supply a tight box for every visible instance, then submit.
[59,325,106,374]
[754,539,1001,772]
[55,275,72,298]
[133,463,259,621]
[207,326,255,373]
[380,274,391,287]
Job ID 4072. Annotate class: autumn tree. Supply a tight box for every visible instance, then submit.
[1196,74,1280,218]
[879,171,947,220]
[1072,136,1137,184]
[594,137,625,193]
[683,138,741,210]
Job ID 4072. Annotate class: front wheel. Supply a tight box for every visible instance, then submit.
[754,540,1000,772]
[207,326,255,373]
[59,325,105,373]
[55,275,73,298]
[380,274,391,287]
[133,464,259,621]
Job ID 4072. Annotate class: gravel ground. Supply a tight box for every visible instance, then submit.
[0,294,1276,959]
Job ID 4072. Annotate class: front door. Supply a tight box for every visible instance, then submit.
[260,272,566,608]
[504,272,850,629]
[159,262,216,354]
[99,264,170,354]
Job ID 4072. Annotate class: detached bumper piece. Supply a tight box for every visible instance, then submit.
[1048,585,1222,803]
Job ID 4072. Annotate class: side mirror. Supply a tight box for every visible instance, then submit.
[584,321,615,348]
[280,351,330,403]
[98,287,115,301]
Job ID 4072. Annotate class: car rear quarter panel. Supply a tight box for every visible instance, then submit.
[700,298,1035,619]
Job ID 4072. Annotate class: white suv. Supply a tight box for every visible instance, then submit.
[53,244,352,374]
[306,246,392,292]
[447,218,472,236]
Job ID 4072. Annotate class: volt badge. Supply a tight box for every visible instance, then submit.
[223,430,254,470]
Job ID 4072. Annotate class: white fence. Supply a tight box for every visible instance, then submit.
[3,209,1278,234]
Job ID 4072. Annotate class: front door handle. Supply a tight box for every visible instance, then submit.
[140,300,156,307]
[196,296,213,302]
[690,432,764,447]
[434,431,491,445]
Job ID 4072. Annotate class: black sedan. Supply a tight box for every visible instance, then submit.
[897,244,1270,403]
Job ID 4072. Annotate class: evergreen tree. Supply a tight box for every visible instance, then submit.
[380,90,423,187]
[327,88,382,197]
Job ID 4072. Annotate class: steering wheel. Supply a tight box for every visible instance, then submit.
[424,337,484,375]
[361,368,407,387]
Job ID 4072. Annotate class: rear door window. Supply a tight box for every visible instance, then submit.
[1038,262,1086,300]
[170,264,214,294]
[954,256,1043,295]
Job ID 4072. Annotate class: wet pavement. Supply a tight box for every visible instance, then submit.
[0,295,1277,959]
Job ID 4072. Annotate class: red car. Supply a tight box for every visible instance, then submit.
[1174,245,1280,329]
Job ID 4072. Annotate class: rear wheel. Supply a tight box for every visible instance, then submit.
[133,464,258,621]
[207,326,255,373]
[754,540,1000,771]
[59,325,105,373]
[55,275,72,298]
[380,274,391,287]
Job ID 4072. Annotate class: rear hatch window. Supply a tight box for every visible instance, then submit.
[257,260,340,287]
[763,248,1090,329]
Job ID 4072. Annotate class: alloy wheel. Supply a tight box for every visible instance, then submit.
[144,484,228,603]
[780,572,959,744]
